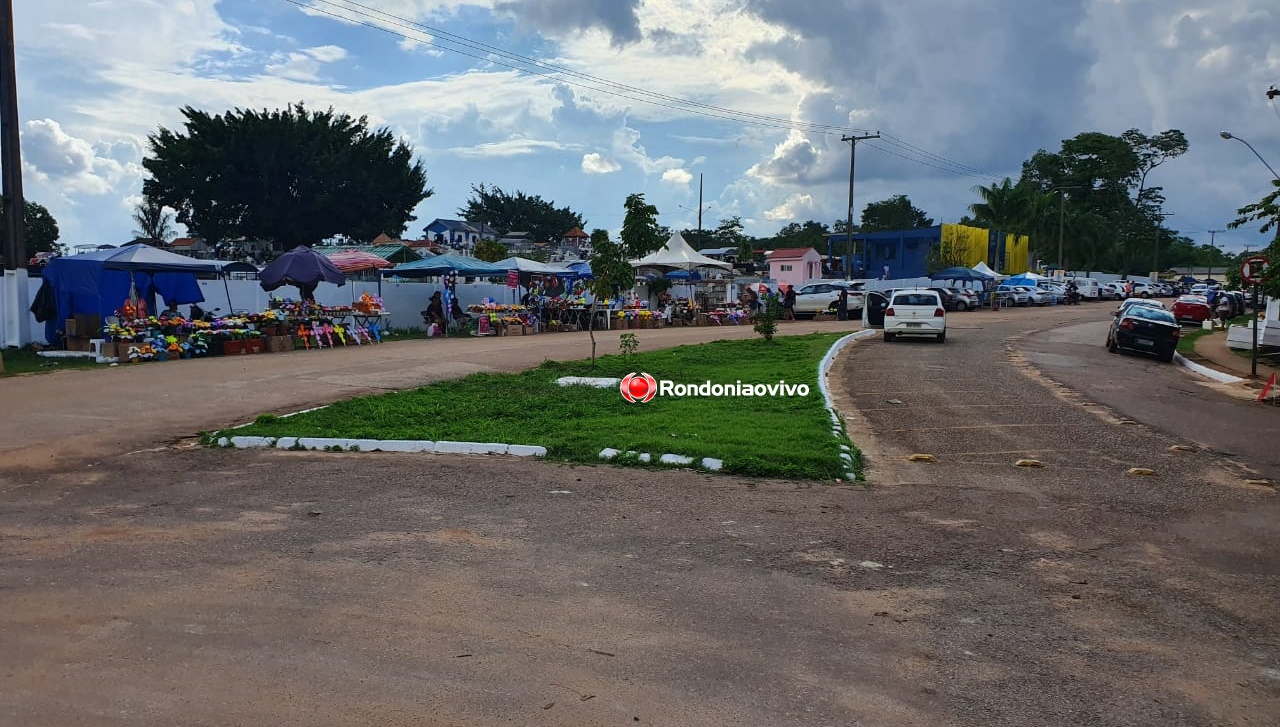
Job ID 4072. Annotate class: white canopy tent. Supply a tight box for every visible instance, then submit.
[493,257,576,275]
[972,261,1003,280]
[631,231,734,272]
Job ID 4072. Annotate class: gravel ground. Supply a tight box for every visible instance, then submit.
[1,305,1277,726]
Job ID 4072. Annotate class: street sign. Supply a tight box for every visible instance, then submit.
[1241,255,1271,284]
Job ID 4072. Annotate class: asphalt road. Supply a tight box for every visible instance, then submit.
[2,305,1277,727]
[1021,318,1280,480]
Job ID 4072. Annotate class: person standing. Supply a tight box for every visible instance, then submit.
[782,286,797,321]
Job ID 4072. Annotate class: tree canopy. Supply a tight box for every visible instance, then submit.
[457,184,584,245]
[472,239,508,262]
[620,193,664,258]
[143,104,431,247]
[860,195,934,232]
[764,220,830,251]
[0,198,61,259]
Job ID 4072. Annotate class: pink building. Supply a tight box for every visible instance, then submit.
[767,247,823,290]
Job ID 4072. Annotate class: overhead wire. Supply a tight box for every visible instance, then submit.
[284,0,1004,182]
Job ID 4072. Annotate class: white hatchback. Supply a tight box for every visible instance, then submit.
[883,288,947,343]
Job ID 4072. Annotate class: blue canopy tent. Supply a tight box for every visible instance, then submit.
[930,266,990,282]
[381,254,509,278]
[39,245,217,344]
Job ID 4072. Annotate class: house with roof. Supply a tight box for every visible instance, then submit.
[561,227,592,258]
[767,247,823,289]
[168,237,211,258]
[821,223,1029,280]
[423,219,501,250]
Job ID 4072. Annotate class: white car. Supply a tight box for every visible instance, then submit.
[1128,282,1156,298]
[996,284,1032,306]
[883,288,946,343]
[1100,282,1127,300]
[793,281,865,316]
[1015,285,1050,306]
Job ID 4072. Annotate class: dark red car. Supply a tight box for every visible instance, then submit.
[1171,295,1212,325]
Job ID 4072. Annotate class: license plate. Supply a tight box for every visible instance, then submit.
[1135,338,1153,347]
[906,322,923,327]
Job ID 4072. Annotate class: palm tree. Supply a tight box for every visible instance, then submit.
[132,197,175,243]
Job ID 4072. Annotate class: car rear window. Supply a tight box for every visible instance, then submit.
[892,293,939,306]
[1128,307,1177,324]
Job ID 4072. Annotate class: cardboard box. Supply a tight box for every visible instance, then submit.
[523,325,536,335]
[73,314,101,338]
[244,339,265,355]
[265,335,294,353]
[65,318,78,336]
[223,340,247,356]
[66,337,92,352]
[507,325,524,336]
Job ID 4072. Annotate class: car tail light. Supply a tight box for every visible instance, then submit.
[1120,319,1134,330]
[885,307,895,316]
[934,308,945,317]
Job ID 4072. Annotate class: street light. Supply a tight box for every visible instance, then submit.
[678,174,711,247]
[1220,131,1280,181]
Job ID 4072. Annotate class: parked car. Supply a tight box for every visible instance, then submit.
[948,287,980,311]
[1067,277,1102,300]
[1100,282,1127,301]
[1106,305,1180,362]
[1128,281,1156,298]
[1156,283,1176,297]
[1189,283,1210,297]
[997,284,1032,306]
[883,288,946,343]
[927,287,967,312]
[1172,295,1213,326]
[793,281,865,316]
[1116,298,1165,315]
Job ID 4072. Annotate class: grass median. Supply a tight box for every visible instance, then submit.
[224,332,860,480]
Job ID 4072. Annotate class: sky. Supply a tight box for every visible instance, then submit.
[10,0,1280,257]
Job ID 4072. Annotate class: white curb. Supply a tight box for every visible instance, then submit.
[1173,353,1246,385]
[557,376,621,388]
[215,436,545,457]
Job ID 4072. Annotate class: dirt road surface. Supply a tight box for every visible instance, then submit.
[3,306,1278,726]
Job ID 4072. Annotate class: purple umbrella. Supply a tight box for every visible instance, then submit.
[258,245,346,296]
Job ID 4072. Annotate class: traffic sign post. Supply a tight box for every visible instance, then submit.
[1240,255,1271,378]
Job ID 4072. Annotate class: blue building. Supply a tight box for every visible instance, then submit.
[824,224,1030,279]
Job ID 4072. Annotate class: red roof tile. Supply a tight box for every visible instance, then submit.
[767,247,817,259]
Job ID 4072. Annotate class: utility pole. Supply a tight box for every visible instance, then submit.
[842,132,879,280]
[0,0,22,271]
[1152,212,1173,277]
[1055,187,1082,274]
[1208,229,1224,283]
[0,0,30,348]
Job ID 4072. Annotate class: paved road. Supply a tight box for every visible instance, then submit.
[2,305,1277,726]
[1022,318,1280,480]
[827,304,1280,726]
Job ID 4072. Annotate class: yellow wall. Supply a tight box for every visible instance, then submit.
[938,223,1030,274]
[939,224,990,267]
[1003,233,1030,275]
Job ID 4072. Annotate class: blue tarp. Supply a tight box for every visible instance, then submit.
[383,253,510,278]
[40,245,211,343]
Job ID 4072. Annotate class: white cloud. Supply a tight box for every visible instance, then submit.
[582,152,621,174]
[21,119,130,196]
[763,193,819,221]
[264,45,349,82]
[661,168,693,185]
[449,138,577,158]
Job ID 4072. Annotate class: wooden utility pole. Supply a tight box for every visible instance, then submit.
[0,0,23,270]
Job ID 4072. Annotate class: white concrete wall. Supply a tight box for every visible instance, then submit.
[0,273,46,346]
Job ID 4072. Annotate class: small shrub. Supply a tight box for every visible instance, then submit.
[254,413,279,425]
[619,333,639,358]
[754,296,781,341]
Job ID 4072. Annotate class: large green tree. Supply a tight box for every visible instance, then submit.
[1013,128,1188,273]
[0,198,61,260]
[458,184,584,245]
[620,193,664,258]
[766,220,831,251]
[472,238,508,262]
[860,195,933,232]
[143,104,431,246]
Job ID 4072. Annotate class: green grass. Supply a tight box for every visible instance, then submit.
[0,347,104,377]
[1177,313,1256,355]
[225,333,860,480]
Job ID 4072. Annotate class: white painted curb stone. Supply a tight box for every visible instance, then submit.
[1173,353,1246,384]
[557,376,622,388]
[218,436,544,457]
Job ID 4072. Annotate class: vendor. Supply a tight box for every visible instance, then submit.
[422,291,446,329]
